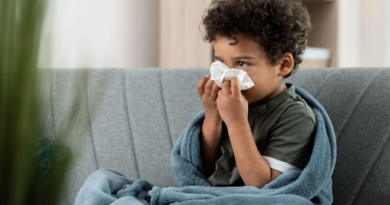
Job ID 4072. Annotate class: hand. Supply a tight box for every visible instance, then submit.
[197,75,222,124]
[216,77,248,128]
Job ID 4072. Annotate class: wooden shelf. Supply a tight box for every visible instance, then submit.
[302,0,338,67]
[159,0,212,68]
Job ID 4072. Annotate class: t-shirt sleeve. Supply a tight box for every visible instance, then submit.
[263,156,300,173]
[263,102,316,170]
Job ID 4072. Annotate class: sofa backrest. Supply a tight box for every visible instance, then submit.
[38,67,390,205]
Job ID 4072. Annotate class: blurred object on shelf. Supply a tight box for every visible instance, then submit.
[300,47,331,68]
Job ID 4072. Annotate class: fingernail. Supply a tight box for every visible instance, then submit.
[205,75,210,78]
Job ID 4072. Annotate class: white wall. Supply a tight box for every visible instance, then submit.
[39,0,159,69]
[339,0,390,67]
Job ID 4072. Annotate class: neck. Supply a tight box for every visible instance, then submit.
[249,82,288,108]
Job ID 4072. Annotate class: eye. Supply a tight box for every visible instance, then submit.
[238,61,248,67]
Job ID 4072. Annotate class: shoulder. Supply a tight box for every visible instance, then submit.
[280,92,317,126]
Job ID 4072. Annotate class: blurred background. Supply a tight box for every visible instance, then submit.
[38,0,390,69]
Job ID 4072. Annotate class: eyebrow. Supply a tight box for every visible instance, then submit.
[214,55,256,60]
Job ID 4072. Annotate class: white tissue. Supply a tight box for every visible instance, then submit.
[210,61,255,90]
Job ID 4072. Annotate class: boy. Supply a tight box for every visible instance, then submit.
[197,0,314,188]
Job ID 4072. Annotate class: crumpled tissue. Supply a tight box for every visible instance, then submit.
[210,61,255,90]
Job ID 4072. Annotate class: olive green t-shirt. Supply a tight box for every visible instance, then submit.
[207,83,316,186]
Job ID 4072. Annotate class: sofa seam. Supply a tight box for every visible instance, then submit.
[86,70,100,169]
[351,131,390,204]
[159,70,174,150]
[336,69,383,141]
[123,71,141,178]
[315,69,339,99]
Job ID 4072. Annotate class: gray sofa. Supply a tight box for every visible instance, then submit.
[38,67,390,205]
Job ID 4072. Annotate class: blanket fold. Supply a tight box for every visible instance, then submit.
[75,86,336,205]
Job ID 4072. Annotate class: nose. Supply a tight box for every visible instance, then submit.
[223,62,234,69]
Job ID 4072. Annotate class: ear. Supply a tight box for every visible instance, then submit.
[277,53,294,77]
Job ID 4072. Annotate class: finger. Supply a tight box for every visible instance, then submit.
[231,77,240,96]
[196,75,209,96]
[204,78,214,97]
[217,90,222,102]
[221,81,232,95]
[210,81,220,99]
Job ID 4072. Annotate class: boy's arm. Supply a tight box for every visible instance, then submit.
[216,78,282,188]
[227,123,282,187]
[197,75,223,177]
[200,118,222,177]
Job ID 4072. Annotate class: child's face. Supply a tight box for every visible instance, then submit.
[212,33,286,106]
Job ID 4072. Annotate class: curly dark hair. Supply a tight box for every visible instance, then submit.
[201,0,311,78]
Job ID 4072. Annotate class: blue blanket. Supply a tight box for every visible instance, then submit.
[75,86,336,205]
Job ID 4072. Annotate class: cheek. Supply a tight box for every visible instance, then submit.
[245,66,263,79]
[246,70,258,81]
[248,74,264,86]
